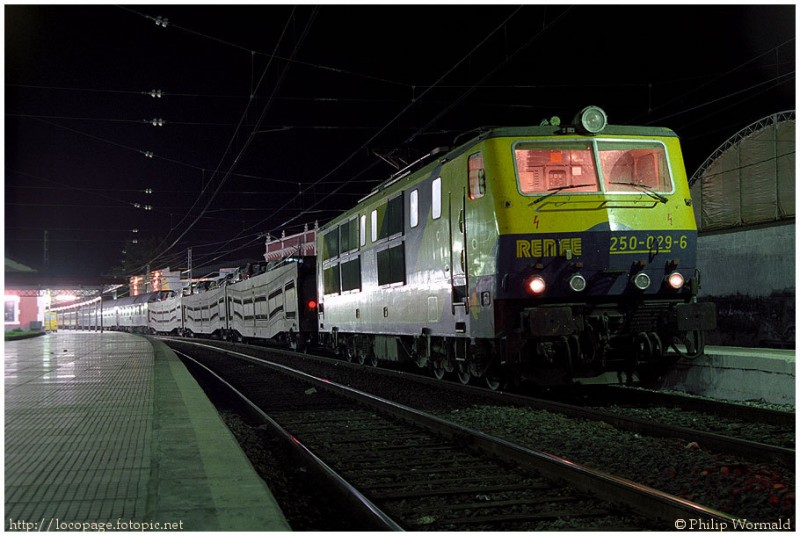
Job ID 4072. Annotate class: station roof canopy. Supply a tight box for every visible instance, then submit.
[5,257,126,297]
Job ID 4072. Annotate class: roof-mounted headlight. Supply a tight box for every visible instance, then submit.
[575,105,608,134]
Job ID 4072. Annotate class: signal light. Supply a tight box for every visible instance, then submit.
[526,275,546,296]
[666,272,685,290]
[307,300,317,310]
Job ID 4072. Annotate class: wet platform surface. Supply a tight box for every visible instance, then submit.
[5,331,290,531]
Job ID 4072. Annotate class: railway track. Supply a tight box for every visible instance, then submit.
[163,337,795,469]
[566,384,794,428]
[168,339,735,531]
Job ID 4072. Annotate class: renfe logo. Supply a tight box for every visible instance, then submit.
[516,238,582,258]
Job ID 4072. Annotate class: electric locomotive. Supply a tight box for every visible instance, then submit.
[316,106,716,387]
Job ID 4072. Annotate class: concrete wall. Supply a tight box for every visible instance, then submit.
[697,221,795,297]
[661,347,795,405]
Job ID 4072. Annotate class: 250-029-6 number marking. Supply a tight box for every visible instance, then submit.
[610,234,688,254]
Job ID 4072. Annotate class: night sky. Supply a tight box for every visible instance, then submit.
[4,4,795,278]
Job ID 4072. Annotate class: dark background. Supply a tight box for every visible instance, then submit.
[5,4,795,278]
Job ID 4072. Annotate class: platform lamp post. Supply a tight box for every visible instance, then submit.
[188,248,192,295]
[99,285,104,334]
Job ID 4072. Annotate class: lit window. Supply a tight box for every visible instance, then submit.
[598,142,672,192]
[410,189,419,228]
[514,142,599,194]
[371,210,378,242]
[360,215,366,247]
[468,153,485,200]
[432,178,442,219]
[4,296,19,324]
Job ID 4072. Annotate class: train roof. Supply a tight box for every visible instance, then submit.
[107,291,167,307]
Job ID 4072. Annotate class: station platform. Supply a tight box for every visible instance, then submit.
[5,331,291,531]
[660,345,795,406]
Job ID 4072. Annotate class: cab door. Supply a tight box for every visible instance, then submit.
[448,186,468,330]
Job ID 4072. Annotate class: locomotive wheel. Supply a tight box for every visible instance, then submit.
[456,364,471,385]
[484,364,504,391]
[432,365,446,380]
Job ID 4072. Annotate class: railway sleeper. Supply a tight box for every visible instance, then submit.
[388,495,583,515]
[368,482,539,500]
[443,508,613,526]
[364,475,540,491]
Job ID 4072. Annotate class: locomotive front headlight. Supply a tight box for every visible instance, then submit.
[576,105,608,134]
[632,272,651,290]
[568,273,587,292]
[526,275,547,296]
[666,271,685,290]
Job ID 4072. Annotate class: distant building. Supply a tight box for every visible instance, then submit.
[4,257,45,332]
[129,268,183,296]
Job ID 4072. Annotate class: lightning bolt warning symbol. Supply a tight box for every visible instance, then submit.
[534,215,540,229]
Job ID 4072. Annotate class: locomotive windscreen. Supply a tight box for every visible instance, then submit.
[513,139,674,195]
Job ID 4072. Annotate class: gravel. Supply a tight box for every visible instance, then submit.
[180,343,796,525]
[435,405,794,522]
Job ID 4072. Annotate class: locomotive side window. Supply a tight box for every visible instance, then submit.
[514,142,599,194]
[377,244,405,286]
[598,142,673,192]
[323,265,341,295]
[432,177,442,219]
[468,152,485,200]
[385,194,403,238]
[372,194,404,241]
[340,221,351,253]
[339,218,358,253]
[341,257,361,291]
[409,189,419,228]
[360,215,367,247]
[323,229,339,260]
[371,210,378,242]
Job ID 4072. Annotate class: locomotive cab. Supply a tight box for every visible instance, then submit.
[481,106,716,384]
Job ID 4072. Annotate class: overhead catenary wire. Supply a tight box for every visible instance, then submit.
[141,7,319,275]
[9,117,313,186]
[635,36,796,125]
[117,5,409,89]
[251,5,573,240]
[224,7,526,245]
[182,6,532,272]
[8,7,792,277]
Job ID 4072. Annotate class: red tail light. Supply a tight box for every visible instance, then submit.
[307,300,317,310]
[526,275,546,296]
[666,272,685,290]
